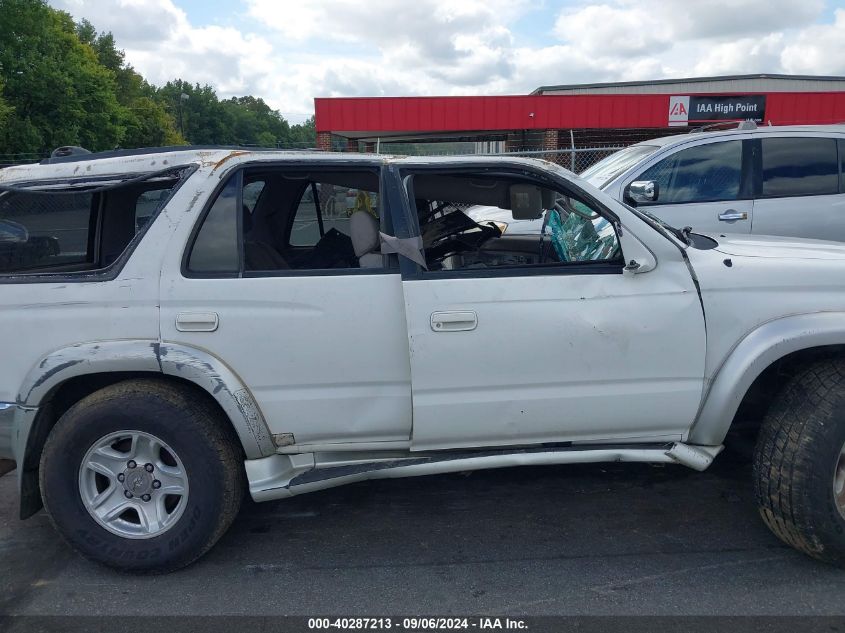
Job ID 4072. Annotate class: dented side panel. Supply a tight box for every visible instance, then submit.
[14,340,274,467]
[156,343,274,457]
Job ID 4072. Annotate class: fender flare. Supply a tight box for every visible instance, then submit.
[688,312,845,445]
[16,340,275,461]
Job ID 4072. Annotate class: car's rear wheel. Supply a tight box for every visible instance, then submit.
[40,378,244,572]
[753,359,845,567]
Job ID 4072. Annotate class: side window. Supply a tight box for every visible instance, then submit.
[0,173,182,277]
[187,176,239,274]
[247,171,383,272]
[637,141,742,204]
[761,137,839,198]
[0,190,95,273]
[187,168,390,275]
[289,182,378,247]
[409,172,621,273]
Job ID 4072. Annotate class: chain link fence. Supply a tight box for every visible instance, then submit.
[372,128,688,174]
[482,147,622,174]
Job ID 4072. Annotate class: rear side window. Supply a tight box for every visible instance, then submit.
[636,140,742,204]
[0,168,188,278]
[0,191,95,273]
[761,137,839,198]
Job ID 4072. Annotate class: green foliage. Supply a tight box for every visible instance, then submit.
[0,0,316,161]
[0,81,13,129]
[0,0,124,153]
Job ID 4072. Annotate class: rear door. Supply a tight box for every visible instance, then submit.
[159,162,413,449]
[750,134,845,241]
[625,137,753,234]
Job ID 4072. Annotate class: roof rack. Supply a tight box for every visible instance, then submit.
[39,145,320,166]
[688,120,758,134]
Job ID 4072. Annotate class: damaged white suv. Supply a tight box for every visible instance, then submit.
[3,146,845,572]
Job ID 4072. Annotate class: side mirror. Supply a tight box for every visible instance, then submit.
[626,181,659,204]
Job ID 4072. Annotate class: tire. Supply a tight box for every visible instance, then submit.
[39,378,244,572]
[753,359,845,566]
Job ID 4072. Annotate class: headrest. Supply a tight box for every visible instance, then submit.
[349,211,380,257]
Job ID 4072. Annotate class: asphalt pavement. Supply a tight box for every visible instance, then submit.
[2,450,845,618]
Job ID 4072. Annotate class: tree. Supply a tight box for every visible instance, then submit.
[0,80,12,129]
[75,18,184,148]
[0,1,315,157]
[0,0,124,154]
[289,116,316,148]
[121,97,184,148]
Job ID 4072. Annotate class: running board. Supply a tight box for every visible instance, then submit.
[244,442,724,503]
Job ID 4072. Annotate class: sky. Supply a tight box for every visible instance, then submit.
[49,0,845,124]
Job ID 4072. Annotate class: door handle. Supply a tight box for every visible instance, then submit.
[175,312,219,332]
[430,311,478,332]
[718,210,748,222]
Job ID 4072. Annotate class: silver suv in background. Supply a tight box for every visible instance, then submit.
[582,125,845,241]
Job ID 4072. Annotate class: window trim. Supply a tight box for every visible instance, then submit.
[181,161,398,280]
[756,136,842,200]
[396,163,625,281]
[840,138,845,195]
[0,164,196,284]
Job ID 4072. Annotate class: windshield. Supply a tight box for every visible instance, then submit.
[581,145,659,188]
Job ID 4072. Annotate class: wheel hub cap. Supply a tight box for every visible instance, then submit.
[123,467,153,497]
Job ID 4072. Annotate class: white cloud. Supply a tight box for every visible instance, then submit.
[47,0,845,124]
[781,8,845,75]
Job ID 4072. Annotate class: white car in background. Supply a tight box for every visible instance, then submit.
[581,124,845,241]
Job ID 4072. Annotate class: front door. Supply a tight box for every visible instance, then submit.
[396,166,707,451]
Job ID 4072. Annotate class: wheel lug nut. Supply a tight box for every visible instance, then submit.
[141,494,151,502]
[117,473,125,482]
[124,491,133,499]
[127,460,136,469]
[152,480,161,489]
[144,463,154,473]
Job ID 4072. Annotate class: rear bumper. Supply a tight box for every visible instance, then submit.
[0,402,14,461]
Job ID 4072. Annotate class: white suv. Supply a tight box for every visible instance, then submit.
[582,124,845,240]
[5,147,845,572]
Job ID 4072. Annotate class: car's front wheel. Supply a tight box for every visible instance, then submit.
[753,359,845,567]
[39,379,244,572]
